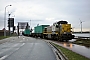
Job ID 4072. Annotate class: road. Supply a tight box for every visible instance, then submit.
[0,36,57,60]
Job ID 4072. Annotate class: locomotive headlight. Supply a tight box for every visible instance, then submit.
[66,25,68,26]
[64,32,66,34]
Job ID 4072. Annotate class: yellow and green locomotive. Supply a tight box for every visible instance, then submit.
[43,21,74,41]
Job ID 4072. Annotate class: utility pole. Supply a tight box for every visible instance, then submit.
[17,23,19,36]
[30,20,31,29]
[8,13,11,36]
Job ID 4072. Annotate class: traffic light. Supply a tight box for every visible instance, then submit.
[8,18,14,27]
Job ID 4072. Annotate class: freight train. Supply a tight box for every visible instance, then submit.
[23,21,75,41]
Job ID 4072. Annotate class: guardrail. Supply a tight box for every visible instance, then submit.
[74,36,90,39]
[48,42,68,60]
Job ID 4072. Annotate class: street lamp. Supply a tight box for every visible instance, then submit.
[4,5,12,37]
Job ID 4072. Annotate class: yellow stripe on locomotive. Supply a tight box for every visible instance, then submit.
[61,24,72,34]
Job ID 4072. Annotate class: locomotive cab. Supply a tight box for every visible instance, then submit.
[52,21,75,41]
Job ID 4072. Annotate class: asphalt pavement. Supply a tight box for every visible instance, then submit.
[0,36,57,60]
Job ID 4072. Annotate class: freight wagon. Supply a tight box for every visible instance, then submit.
[22,29,31,36]
[31,25,49,38]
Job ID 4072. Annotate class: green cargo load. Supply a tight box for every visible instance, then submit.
[34,25,49,33]
[24,29,31,35]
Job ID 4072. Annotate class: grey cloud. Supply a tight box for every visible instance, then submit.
[0,0,90,31]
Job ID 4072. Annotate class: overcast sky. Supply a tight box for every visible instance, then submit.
[0,0,90,31]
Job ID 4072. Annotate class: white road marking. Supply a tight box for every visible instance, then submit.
[20,39,26,42]
[0,48,13,55]
[13,44,19,47]
[20,41,23,42]
[0,43,25,60]
[0,55,8,60]
[0,43,19,55]
[20,43,25,47]
[15,48,20,51]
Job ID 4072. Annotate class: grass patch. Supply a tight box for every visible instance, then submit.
[73,39,90,47]
[51,42,90,60]
[0,36,10,40]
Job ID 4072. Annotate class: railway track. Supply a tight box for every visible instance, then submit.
[47,42,68,60]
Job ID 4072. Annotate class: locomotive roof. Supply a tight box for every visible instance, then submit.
[57,21,68,24]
